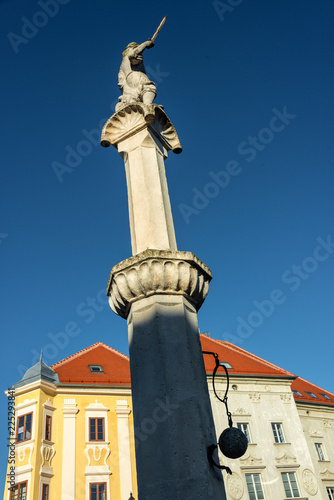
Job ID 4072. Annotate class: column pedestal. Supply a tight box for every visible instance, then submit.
[107,250,226,499]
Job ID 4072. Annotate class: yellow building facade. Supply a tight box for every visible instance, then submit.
[4,336,334,500]
[3,343,137,500]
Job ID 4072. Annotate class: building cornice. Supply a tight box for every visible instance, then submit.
[208,373,296,385]
[296,401,334,412]
[7,379,58,397]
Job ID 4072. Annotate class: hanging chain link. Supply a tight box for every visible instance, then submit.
[202,351,233,428]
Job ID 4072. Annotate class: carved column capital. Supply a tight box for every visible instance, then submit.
[101,103,182,154]
[107,249,212,319]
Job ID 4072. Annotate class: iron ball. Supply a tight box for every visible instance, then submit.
[218,426,248,459]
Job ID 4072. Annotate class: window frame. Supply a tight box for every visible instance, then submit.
[305,391,317,399]
[89,364,104,373]
[315,442,325,461]
[89,482,106,500]
[42,483,49,500]
[9,480,27,500]
[237,422,252,444]
[45,415,52,442]
[271,422,285,444]
[89,417,105,442]
[245,473,265,500]
[327,487,334,500]
[281,471,300,498]
[16,412,33,443]
[292,390,303,397]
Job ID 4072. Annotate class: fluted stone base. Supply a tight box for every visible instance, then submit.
[107,249,212,319]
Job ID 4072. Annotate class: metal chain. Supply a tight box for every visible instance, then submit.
[202,351,233,428]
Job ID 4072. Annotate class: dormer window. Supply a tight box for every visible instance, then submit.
[305,391,317,399]
[319,393,331,400]
[89,365,104,373]
[219,362,233,369]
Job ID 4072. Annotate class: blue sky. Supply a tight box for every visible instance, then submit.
[1,0,334,485]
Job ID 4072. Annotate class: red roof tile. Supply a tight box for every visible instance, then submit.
[291,377,334,406]
[51,342,130,386]
[49,338,334,406]
[200,335,295,377]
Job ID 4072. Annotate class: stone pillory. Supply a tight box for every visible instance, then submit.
[100,22,227,499]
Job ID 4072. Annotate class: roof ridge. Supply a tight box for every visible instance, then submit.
[51,342,129,368]
[201,335,295,376]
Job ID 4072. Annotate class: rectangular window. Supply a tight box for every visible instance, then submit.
[281,472,300,498]
[327,487,334,500]
[42,484,49,500]
[271,423,285,443]
[237,423,252,444]
[90,482,106,500]
[45,415,52,441]
[89,418,105,441]
[10,481,27,500]
[315,443,325,461]
[246,473,264,500]
[16,413,32,443]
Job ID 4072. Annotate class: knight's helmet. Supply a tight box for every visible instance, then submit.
[122,42,139,58]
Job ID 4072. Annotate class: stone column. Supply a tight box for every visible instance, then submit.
[102,105,226,499]
[101,104,181,255]
[61,398,79,500]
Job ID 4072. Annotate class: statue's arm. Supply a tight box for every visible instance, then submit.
[133,40,154,56]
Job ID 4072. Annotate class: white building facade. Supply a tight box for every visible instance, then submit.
[203,335,334,500]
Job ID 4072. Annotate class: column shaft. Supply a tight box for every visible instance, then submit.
[119,128,177,255]
[127,294,226,499]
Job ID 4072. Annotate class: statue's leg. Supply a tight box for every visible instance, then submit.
[142,84,157,122]
[142,89,156,105]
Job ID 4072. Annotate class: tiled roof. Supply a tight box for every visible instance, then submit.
[49,337,334,406]
[291,377,334,406]
[200,335,295,377]
[51,342,130,385]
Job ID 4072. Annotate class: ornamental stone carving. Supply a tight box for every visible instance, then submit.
[309,429,323,438]
[232,408,251,416]
[280,393,291,403]
[17,443,34,465]
[226,473,244,500]
[85,444,111,467]
[302,469,318,496]
[41,443,55,467]
[240,453,263,467]
[249,393,261,403]
[107,249,212,319]
[320,469,334,480]
[275,453,297,466]
[101,103,182,154]
[323,419,332,428]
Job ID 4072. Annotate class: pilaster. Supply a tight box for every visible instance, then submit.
[61,398,79,500]
[115,399,133,500]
